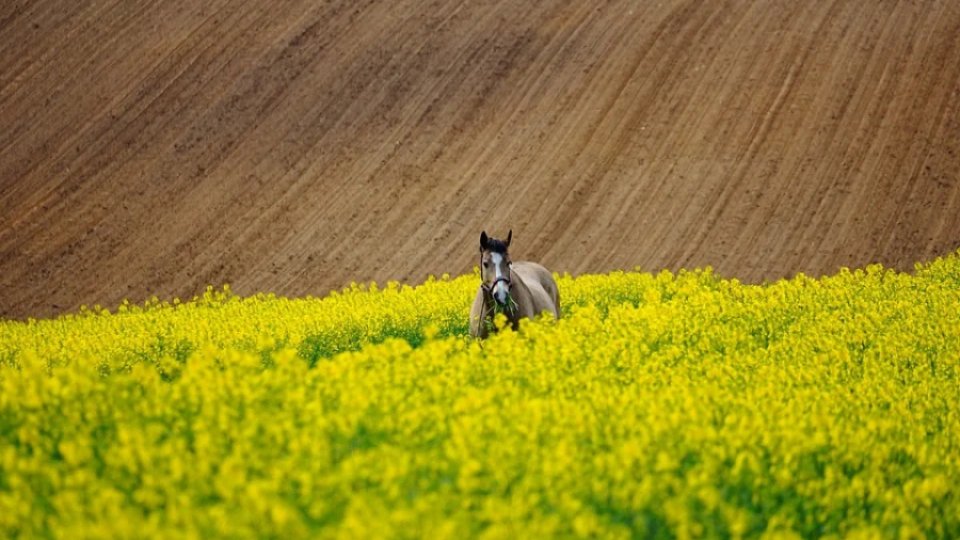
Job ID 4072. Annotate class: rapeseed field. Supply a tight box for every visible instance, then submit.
[2,252,959,538]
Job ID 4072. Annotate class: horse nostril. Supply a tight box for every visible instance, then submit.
[494,285,508,305]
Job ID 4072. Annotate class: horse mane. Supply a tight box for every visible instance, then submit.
[484,238,509,254]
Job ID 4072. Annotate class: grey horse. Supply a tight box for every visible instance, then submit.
[470,230,560,338]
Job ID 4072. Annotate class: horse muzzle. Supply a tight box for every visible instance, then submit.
[491,277,511,305]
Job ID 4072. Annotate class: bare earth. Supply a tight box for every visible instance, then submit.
[2,1,959,319]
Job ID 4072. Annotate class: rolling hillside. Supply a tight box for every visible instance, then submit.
[2,0,959,319]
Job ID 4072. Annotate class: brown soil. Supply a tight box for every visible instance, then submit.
[2,1,959,319]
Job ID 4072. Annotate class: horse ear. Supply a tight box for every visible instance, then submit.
[480,231,489,251]
[506,229,512,248]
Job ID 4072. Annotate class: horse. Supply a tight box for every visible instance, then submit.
[469,230,560,338]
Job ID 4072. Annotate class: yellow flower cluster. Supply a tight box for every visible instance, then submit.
[2,253,959,538]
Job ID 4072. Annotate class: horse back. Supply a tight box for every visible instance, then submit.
[512,261,560,318]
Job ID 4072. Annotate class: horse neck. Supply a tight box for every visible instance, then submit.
[506,269,533,319]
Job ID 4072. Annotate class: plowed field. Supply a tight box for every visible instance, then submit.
[2,1,959,319]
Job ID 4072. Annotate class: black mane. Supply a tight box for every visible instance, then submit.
[485,238,509,253]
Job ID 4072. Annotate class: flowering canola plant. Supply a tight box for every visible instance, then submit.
[2,252,960,538]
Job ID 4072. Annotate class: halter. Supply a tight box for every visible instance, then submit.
[474,248,515,338]
[479,249,512,299]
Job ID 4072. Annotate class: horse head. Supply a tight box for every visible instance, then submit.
[479,230,512,306]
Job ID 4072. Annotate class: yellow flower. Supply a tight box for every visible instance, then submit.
[1,251,959,537]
